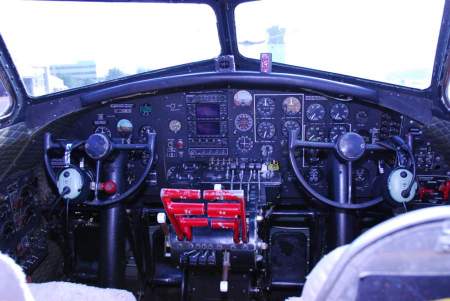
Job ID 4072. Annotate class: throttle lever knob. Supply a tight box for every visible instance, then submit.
[102,180,117,195]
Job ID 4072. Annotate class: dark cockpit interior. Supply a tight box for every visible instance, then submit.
[0,1,450,300]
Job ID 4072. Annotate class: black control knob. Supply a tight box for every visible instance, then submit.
[336,132,366,161]
[85,133,112,160]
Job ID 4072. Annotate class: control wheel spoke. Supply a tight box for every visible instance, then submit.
[347,161,352,203]
[94,160,102,202]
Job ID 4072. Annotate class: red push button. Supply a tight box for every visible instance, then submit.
[102,180,117,195]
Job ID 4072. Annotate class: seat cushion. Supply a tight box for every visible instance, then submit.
[0,251,135,301]
[28,282,136,301]
[0,252,34,301]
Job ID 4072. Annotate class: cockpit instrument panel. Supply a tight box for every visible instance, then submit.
[67,88,447,204]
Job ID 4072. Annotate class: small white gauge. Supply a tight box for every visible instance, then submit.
[330,103,350,121]
[305,125,327,142]
[234,113,253,132]
[256,97,276,117]
[95,126,112,138]
[169,120,182,133]
[234,90,253,106]
[236,136,253,153]
[257,121,276,140]
[261,144,274,157]
[329,125,348,142]
[355,110,369,125]
[117,119,133,135]
[306,103,326,121]
[282,120,300,137]
[282,97,301,115]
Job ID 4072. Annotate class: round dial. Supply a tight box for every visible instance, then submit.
[306,103,326,121]
[305,125,326,141]
[169,120,181,133]
[117,119,133,135]
[282,120,301,137]
[234,113,253,132]
[353,167,369,184]
[355,110,369,124]
[307,167,322,184]
[329,125,348,142]
[261,144,274,157]
[236,136,253,153]
[95,126,111,138]
[139,126,155,143]
[234,90,253,106]
[257,121,276,140]
[330,103,350,121]
[282,97,301,115]
[256,97,275,117]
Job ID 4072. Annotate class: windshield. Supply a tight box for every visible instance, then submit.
[0,1,220,97]
[235,0,445,89]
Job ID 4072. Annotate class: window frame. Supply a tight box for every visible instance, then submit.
[0,71,16,121]
[442,54,450,111]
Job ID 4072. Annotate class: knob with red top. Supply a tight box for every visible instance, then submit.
[101,180,117,195]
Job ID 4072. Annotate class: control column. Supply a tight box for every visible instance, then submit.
[98,147,127,288]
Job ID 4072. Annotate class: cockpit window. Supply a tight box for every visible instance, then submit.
[0,78,13,117]
[235,0,445,89]
[0,1,220,97]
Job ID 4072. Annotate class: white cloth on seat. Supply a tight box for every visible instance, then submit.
[0,251,136,301]
[0,252,34,301]
[28,282,136,301]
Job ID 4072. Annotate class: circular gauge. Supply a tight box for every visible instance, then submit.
[355,110,369,124]
[236,136,253,153]
[330,103,350,121]
[257,121,276,140]
[256,97,275,117]
[139,125,155,143]
[306,103,326,121]
[234,90,253,106]
[282,97,301,115]
[307,167,322,184]
[95,126,112,138]
[282,120,301,137]
[261,144,274,157]
[169,120,181,133]
[329,125,348,142]
[234,113,253,132]
[117,119,133,136]
[305,125,326,141]
[353,167,370,184]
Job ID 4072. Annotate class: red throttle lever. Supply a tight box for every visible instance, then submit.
[161,189,205,240]
[204,189,247,243]
[439,181,450,201]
